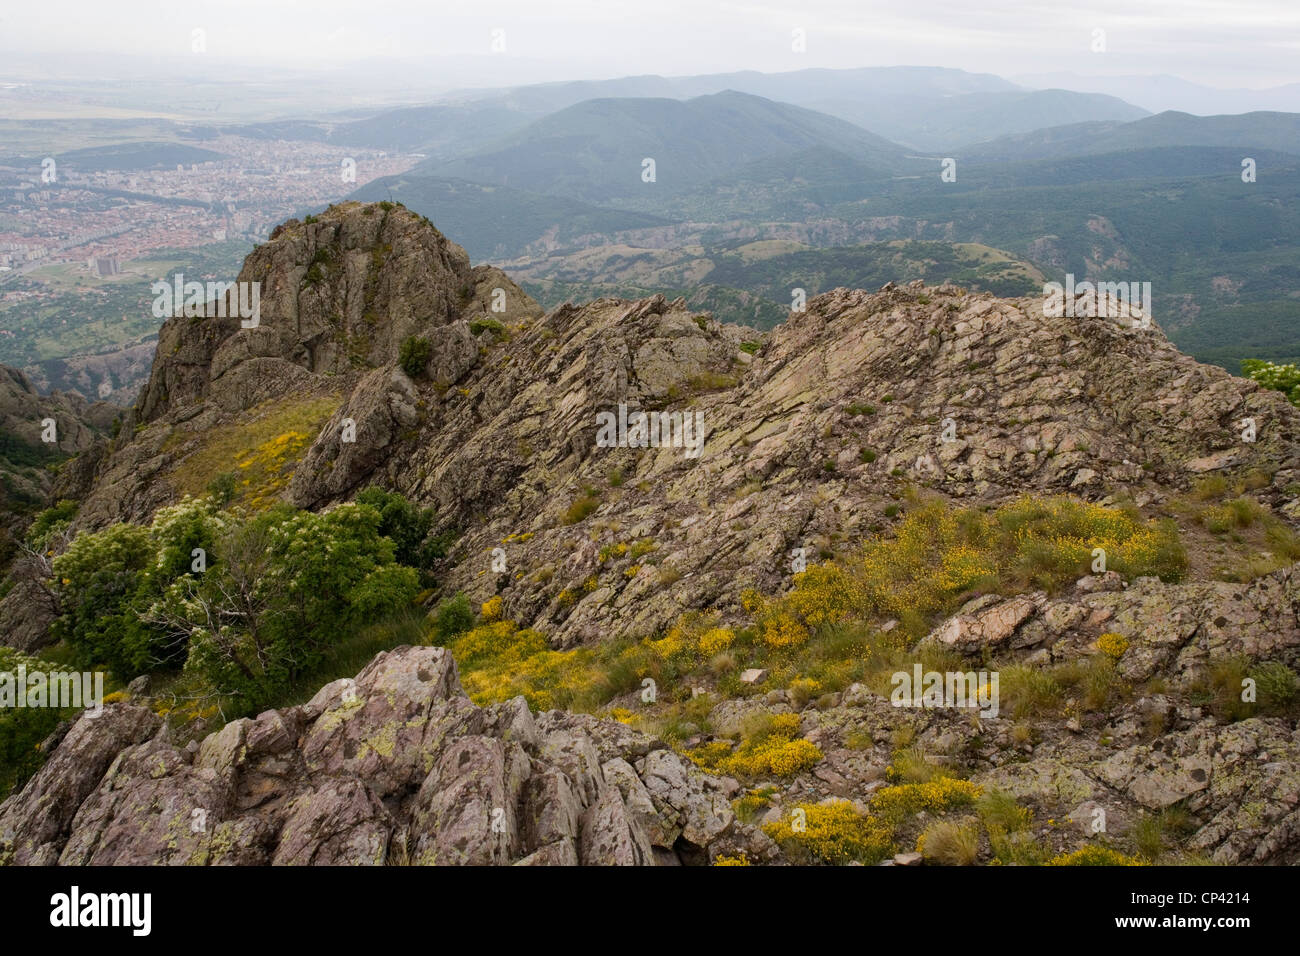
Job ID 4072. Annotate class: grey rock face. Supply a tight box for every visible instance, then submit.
[0,646,765,866]
[64,202,495,531]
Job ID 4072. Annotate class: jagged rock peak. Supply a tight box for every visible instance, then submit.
[134,201,477,425]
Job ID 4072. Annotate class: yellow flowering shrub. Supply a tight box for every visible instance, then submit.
[1097,632,1129,660]
[1047,846,1147,866]
[448,620,547,670]
[712,853,751,866]
[628,539,657,560]
[683,739,733,767]
[788,676,822,706]
[459,645,599,711]
[598,542,629,563]
[648,613,736,668]
[699,627,735,655]
[784,564,859,629]
[761,610,810,648]
[870,777,983,823]
[746,496,1184,646]
[733,787,777,822]
[765,713,801,736]
[725,737,823,777]
[648,619,696,668]
[480,595,503,622]
[692,712,823,778]
[762,801,894,865]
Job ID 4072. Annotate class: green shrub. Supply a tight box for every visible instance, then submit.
[1242,359,1300,406]
[564,491,600,525]
[0,649,77,800]
[25,499,77,548]
[206,471,238,507]
[52,522,158,678]
[1253,660,1299,713]
[166,503,418,708]
[52,500,418,708]
[399,336,432,378]
[355,487,435,569]
[430,593,474,641]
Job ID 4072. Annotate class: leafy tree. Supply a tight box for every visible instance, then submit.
[355,487,434,568]
[152,503,418,706]
[51,498,225,678]
[51,523,155,678]
[25,499,77,549]
[1242,359,1300,406]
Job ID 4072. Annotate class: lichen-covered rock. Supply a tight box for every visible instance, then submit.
[0,646,762,866]
[921,594,1042,653]
[0,703,160,864]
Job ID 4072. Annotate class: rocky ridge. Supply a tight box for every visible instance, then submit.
[2,200,1298,866]
[50,202,1300,653]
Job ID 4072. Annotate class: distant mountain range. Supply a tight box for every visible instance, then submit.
[343,92,1300,372]
[964,110,1300,162]
[257,66,1153,156]
[420,91,923,203]
[1015,72,1300,115]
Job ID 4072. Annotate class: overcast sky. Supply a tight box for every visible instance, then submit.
[2,0,1299,89]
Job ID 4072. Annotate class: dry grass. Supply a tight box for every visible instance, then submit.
[165,395,341,506]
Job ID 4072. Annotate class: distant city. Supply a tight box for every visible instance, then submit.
[0,137,418,276]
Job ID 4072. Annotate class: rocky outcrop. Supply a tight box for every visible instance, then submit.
[0,703,160,865]
[65,202,508,529]
[137,202,475,425]
[0,364,113,530]
[286,277,1297,651]
[0,645,773,866]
